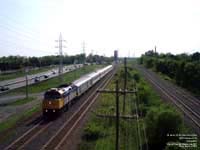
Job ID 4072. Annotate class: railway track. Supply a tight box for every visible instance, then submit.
[41,68,116,150]
[136,65,200,135]
[4,120,53,150]
[3,67,116,150]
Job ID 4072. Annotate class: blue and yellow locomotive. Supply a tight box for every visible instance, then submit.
[42,65,113,116]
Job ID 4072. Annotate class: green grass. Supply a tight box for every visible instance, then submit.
[0,65,105,142]
[0,66,56,81]
[135,65,200,149]
[0,105,40,134]
[79,62,199,150]
[6,65,104,95]
[8,97,35,106]
[79,67,141,150]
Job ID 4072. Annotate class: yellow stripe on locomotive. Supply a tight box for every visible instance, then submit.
[43,98,64,110]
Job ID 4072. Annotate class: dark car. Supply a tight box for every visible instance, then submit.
[52,71,56,75]
[44,75,49,78]
[0,86,9,91]
[34,77,40,82]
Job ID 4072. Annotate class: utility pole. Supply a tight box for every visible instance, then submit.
[74,59,77,79]
[55,33,66,82]
[123,57,127,113]
[116,80,119,150]
[25,67,29,99]
[97,80,137,150]
[82,41,86,64]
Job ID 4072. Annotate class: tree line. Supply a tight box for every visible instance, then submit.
[139,50,200,94]
[0,54,113,71]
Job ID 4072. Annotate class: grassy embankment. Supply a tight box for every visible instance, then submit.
[0,65,104,136]
[79,63,199,150]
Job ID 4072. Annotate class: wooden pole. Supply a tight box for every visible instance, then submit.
[116,80,119,150]
[25,67,29,99]
[123,57,127,113]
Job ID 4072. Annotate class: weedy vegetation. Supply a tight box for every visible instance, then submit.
[79,62,199,150]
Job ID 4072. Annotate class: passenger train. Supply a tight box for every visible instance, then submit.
[42,65,113,116]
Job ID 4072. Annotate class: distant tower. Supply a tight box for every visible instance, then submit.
[155,46,157,54]
[55,33,66,82]
[82,41,86,64]
[114,50,118,64]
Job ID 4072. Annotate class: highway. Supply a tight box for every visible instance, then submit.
[0,64,83,94]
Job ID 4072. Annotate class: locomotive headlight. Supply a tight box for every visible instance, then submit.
[53,110,55,112]
[49,101,51,104]
[45,109,48,112]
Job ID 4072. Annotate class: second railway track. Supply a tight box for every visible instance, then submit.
[4,120,53,150]
[136,65,200,135]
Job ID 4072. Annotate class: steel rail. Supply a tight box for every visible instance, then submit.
[139,67,200,131]
[4,120,52,150]
[40,68,116,150]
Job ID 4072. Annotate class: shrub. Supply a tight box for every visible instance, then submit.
[145,106,183,150]
[82,122,104,141]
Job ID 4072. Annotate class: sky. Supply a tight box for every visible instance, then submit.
[0,0,200,57]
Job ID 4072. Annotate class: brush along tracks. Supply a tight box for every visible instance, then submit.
[41,69,115,150]
[136,65,200,135]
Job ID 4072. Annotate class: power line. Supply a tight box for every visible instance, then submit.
[0,39,52,55]
[0,14,40,36]
[0,30,56,55]
[97,81,137,150]
[0,14,49,45]
[0,23,49,45]
[0,23,39,41]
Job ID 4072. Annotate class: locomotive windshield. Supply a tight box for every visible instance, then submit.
[44,91,61,100]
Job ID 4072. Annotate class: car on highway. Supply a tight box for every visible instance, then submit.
[52,71,56,75]
[0,86,9,91]
[44,75,49,78]
[34,76,40,82]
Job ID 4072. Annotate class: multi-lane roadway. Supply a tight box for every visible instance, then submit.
[0,64,83,94]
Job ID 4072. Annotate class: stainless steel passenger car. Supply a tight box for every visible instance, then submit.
[42,65,113,116]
